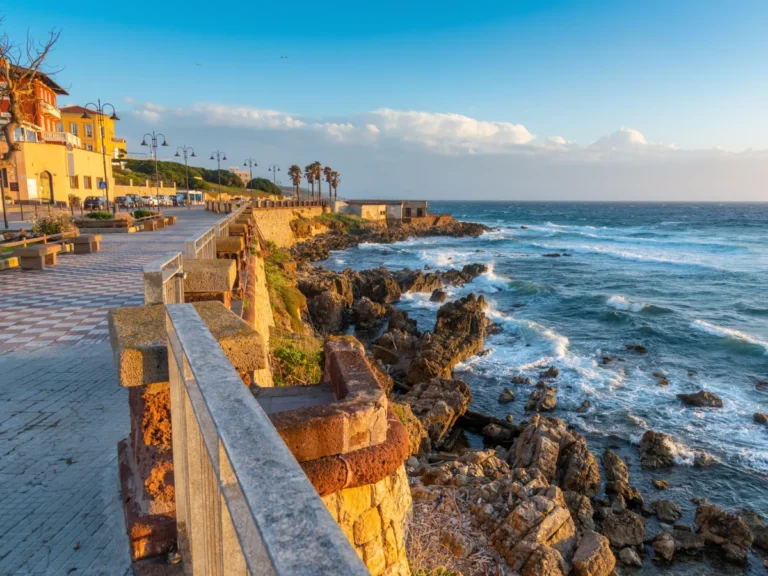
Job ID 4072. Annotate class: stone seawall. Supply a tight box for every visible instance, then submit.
[251,206,325,247]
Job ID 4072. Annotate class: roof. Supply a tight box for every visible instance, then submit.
[346,200,405,205]
[59,105,106,117]
[7,65,68,95]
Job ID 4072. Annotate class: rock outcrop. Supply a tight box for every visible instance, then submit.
[677,390,724,408]
[572,531,616,576]
[401,378,472,447]
[694,500,754,563]
[526,384,558,412]
[639,430,675,469]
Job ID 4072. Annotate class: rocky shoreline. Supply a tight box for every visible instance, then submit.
[281,217,768,575]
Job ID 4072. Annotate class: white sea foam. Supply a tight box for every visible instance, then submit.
[690,320,768,354]
[606,295,651,313]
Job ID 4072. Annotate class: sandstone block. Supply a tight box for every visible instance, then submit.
[183,258,236,293]
[354,507,383,545]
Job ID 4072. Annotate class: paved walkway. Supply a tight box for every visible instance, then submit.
[0,208,221,575]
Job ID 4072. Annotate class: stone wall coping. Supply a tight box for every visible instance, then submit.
[14,244,62,256]
[183,258,236,293]
[215,236,245,253]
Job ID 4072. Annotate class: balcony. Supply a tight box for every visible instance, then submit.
[112,137,126,144]
[39,100,61,119]
[41,131,82,148]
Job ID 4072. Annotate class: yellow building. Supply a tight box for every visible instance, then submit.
[59,105,128,159]
[8,141,114,205]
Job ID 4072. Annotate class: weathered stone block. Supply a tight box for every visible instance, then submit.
[143,221,157,232]
[183,259,236,293]
[354,507,382,545]
[216,236,244,254]
[72,234,102,254]
[15,243,61,269]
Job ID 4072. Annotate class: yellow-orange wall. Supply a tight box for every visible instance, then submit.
[60,112,127,158]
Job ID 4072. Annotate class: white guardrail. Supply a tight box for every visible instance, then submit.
[185,205,248,260]
[143,252,185,305]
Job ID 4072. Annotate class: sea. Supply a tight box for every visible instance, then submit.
[321,202,768,573]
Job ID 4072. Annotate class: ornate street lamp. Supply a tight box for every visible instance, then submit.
[243,158,257,192]
[210,150,227,197]
[175,145,196,209]
[268,164,280,186]
[140,131,169,208]
[82,99,119,213]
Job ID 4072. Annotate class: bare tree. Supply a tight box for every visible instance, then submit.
[0,20,61,226]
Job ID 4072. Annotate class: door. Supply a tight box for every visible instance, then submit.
[39,171,54,204]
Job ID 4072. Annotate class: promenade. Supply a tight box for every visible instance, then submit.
[0,208,221,575]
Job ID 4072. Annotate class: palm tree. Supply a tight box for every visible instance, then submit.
[304,164,315,199]
[323,166,333,199]
[331,171,341,199]
[310,161,323,200]
[288,164,302,199]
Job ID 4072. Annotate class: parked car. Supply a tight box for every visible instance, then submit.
[161,195,175,207]
[84,196,107,211]
[175,193,188,206]
[127,194,144,207]
[141,196,158,207]
[114,196,134,209]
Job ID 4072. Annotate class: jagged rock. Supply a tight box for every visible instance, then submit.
[601,510,646,548]
[498,389,515,403]
[372,345,399,365]
[402,377,471,446]
[639,430,675,469]
[757,380,768,392]
[677,390,723,408]
[506,414,515,423]
[672,529,705,553]
[606,481,644,510]
[355,267,402,304]
[695,500,754,563]
[653,532,675,561]
[430,289,447,303]
[527,385,558,412]
[576,400,591,413]
[491,486,576,573]
[564,491,595,534]
[392,402,428,457]
[602,449,629,483]
[625,344,648,354]
[652,479,669,490]
[394,269,444,294]
[441,530,475,558]
[512,375,533,384]
[482,423,514,444]
[694,452,715,468]
[307,291,347,333]
[618,547,642,566]
[511,415,600,498]
[572,531,616,576]
[387,308,419,335]
[352,296,388,331]
[461,263,488,278]
[540,366,560,379]
[753,413,768,424]
[652,500,682,523]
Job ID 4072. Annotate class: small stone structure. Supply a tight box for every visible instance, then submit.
[72,234,102,254]
[182,258,237,308]
[14,244,61,269]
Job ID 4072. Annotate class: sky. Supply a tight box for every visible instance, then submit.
[5,0,768,200]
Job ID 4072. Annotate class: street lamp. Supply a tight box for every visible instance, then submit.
[268,164,280,186]
[82,99,119,213]
[243,158,257,192]
[140,131,169,209]
[175,145,196,209]
[210,150,227,197]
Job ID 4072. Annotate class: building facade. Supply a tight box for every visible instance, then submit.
[334,200,429,221]
[0,67,70,144]
[59,106,127,158]
[228,167,250,187]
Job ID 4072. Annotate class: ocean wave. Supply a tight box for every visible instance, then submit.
[690,320,768,354]
[486,308,569,358]
[606,295,671,314]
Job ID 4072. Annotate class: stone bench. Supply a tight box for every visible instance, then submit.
[143,220,158,232]
[14,244,62,270]
[72,234,102,254]
[166,216,177,225]
[156,217,167,229]
[183,259,237,308]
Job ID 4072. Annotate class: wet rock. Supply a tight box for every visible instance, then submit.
[625,344,648,354]
[506,414,515,423]
[564,491,596,534]
[695,501,754,563]
[677,390,723,408]
[606,480,644,510]
[652,532,676,561]
[576,400,591,413]
[512,375,532,384]
[693,452,715,468]
[354,267,402,304]
[602,449,629,483]
[572,531,615,576]
[639,430,675,469]
[543,253,562,258]
[394,268,444,294]
[498,389,515,403]
[387,308,419,335]
[672,529,705,553]
[618,546,642,566]
[540,366,560,379]
[441,529,475,558]
[753,413,768,424]
[652,479,669,490]
[307,291,347,333]
[352,296,388,331]
[402,377,472,446]
[601,510,647,548]
[372,345,399,365]
[601,356,614,365]
[527,385,558,412]
[756,380,768,392]
[482,423,514,444]
[653,371,670,386]
[461,263,488,278]
[652,500,682,523]
[429,289,447,303]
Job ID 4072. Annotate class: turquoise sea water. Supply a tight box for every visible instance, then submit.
[322,202,768,572]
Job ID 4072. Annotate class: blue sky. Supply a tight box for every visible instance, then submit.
[5,1,768,199]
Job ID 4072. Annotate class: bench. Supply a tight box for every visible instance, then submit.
[143,220,158,232]
[156,218,167,229]
[167,216,177,226]
[72,234,102,254]
[14,244,62,270]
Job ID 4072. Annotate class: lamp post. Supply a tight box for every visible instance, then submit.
[82,99,119,213]
[210,150,227,198]
[243,158,257,193]
[175,145,196,209]
[140,131,169,210]
[268,164,280,186]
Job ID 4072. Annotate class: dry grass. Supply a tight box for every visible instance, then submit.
[406,485,505,576]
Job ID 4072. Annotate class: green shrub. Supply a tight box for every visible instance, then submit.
[30,213,74,236]
[270,334,323,386]
[85,211,114,220]
[315,212,364,233]
[132,209,152,218]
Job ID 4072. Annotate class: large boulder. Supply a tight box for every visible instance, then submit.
[677,390,723,408]
[527,384,558,412]
[564,491,596,534]
[694,501,754,563]
[352,296,388,331]
[572,531,616,576]
[601,449,629,483]
[401,377,471,446]
[307,291,346,334]
[601,510,646,548]
[354,267,402,304]
[652,500,682,524]
[639,430,676,469]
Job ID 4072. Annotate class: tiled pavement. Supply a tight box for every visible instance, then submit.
[0,209,222,575]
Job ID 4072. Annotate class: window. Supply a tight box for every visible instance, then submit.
[70,123,78,136]
[70,176,79,189]
[57,122,63,132]
[405,207,412,218]
[83,176,92,189]
[85,124,93,138]
[87,144,94,151]
[96,177,104,190]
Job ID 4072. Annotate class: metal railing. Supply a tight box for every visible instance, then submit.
[184,226,217,260]
[166,304,367,576]
[40,131,82,147]
[143,252,185,304]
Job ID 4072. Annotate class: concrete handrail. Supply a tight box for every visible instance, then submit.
[165,305,367,576]
[184,226,217,260]
[143,252,185,304]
